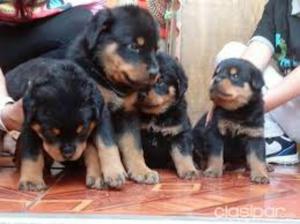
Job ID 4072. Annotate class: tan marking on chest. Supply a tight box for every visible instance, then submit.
[141,121,183,136]
[218,119,263,138]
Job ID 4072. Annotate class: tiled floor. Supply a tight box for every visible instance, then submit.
[0,153,300,220]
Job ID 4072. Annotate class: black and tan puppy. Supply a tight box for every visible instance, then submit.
[193,58,269,184]
[67,6,161,184]
[137,52,199,180]
[6,58,125,191]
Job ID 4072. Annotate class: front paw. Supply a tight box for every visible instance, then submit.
[251,174,269,184]
[19,179,47,192]
[86,176,104,189]
[128,168,160,184]
[178,169,200,180]
[103,169,127,189]
[203,167,223,178]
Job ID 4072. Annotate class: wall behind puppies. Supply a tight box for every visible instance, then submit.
[181,0,267,124]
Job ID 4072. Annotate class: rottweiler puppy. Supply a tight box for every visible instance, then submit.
[67,5,161,184]
[6,58,125,191]
[193,58,269,184]
[137,52,199,180]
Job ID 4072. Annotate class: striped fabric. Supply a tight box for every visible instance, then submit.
[0,0,106,23]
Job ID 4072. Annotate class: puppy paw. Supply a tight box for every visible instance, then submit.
[86,176,104,190]
[178,169,200,180]
[203,168,223,178]
[251,175,270,184]
[19,180,47,192]
[128,168,160,184]
[103,170,127,189]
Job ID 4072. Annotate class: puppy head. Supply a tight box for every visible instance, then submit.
[210,58,264,111]
[85,5,160,90]
[137,52,188,114]
[23,60,103,162]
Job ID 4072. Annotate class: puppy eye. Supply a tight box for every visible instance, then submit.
[127,43,140,53]
[232,73,239,80]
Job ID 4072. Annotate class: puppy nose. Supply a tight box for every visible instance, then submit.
[138,91,148,101]
[148,64,159,78]
[62,145,75,159]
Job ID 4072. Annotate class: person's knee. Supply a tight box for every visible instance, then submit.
[215,41,247,66]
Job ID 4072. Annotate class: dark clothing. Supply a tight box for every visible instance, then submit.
[0,7,92,73]
[253,0,300,72]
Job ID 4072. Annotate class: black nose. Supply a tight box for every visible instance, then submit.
[138,91,148,101]
[62,145,75,159]
[148,65,159,76]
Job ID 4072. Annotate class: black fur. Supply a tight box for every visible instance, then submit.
[193,58,268,183]
[66,5,162,184]
[138,53,198,179]
[67,5,159,97]
[5,58,113,163]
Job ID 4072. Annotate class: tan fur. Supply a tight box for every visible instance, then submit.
[118,132,159,184]
[137,37,145,46]
[141,122,183,136]
[211,79,253,110]
[229,67,238,75]
[95,135,126,188]
[170,146,199,179]
[19,153,45,189]
[204,154,223,177]
[76,125,84,134]
[31,123,42,134]
[247,151,269,183]
[140,87,176,114]
[84,144,102,178]
[95,136,125,177]
[84,144,103,188]
[52,128,61,136]
[100,43,152,87]
[43,141,87,162]
[218,118,264,137]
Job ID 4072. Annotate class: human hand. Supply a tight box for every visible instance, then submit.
[1,99,24,132]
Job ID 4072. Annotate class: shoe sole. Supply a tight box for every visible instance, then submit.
[266,153,300,165]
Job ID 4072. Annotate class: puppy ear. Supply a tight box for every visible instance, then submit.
[85,8,114,50]
[250,66,265,91]
[213,63,222,77]
[175,62,188,100]
[23,81,36,124]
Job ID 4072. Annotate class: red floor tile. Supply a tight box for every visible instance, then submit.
[0,156,300,219]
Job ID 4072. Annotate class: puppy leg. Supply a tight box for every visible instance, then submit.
[246,138,269,184]
[84,144,104,189]
[18,130,47,192]
[170,132,199,180]
[203,132,224,178]
[95,108,127,189]
[116,114,159,184]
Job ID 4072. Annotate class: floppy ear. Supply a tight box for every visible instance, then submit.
[23,81,36,125]
[85,8,114,50]
[175,62,188,100]
[213,63,222,77]
[250,66,265,91]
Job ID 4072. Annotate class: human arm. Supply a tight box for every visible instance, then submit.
[0,67,24,132]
